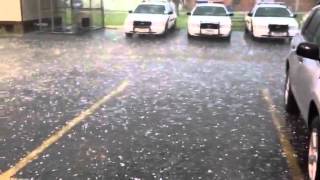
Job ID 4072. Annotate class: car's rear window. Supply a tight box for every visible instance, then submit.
[193,6,227,16]
[134,4,166,14]
[255,7,291,17]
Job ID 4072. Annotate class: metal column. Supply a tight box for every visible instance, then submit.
[101,0,105,27]
[38,0,42,31]
[50,0,55,32]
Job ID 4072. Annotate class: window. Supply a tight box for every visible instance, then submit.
[193,6,227,16]
[310,17,320,46]
[72,0,84,8]
[255,7,291,17]
[313,28,320,46]
[168,2,176,13]
[302,10,320,42]
[91,0,102,9]
[165,4,173,14]
[134,5,166,14]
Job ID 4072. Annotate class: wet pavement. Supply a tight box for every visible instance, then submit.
[0,29,310,179]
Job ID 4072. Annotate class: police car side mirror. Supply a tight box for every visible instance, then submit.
[128,10,133,13]
[296,43,320,60]
[228,13,234,16]
[168,11,174,15]
[292,14,298,18]
[187,12,191,16]
[247,12,253,17]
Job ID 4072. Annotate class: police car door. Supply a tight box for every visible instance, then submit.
[292,9,320,115]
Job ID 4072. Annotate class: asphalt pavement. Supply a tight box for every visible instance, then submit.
[0,29,310,180]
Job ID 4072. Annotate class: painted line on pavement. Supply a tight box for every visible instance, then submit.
[0,80,129,180]
[261,89,304,180]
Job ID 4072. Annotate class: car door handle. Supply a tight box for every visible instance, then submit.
[298,57,304,63]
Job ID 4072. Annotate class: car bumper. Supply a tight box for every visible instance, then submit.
[253,28,299,38]
[188,26,231,37]
[124,25,166,35]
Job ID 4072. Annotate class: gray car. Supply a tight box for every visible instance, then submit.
[285,5,320,180]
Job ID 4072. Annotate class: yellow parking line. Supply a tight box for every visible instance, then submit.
[261,89,304,180]
[0,80,129,180]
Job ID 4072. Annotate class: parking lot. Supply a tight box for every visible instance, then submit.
[0,29,310,179]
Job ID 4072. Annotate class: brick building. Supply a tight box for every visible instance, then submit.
[0,0,104,34]
[184,0,316,11]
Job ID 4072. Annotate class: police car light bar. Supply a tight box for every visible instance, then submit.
[257,1,286,5]
[142,0,169,2]
[196,0,224,4]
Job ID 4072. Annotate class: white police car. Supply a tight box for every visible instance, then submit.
[124,0,177,37]
[187,1,233,39]
[245,2,299,39]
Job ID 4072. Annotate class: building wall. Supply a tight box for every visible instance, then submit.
[21,0,51,21]
[22,0,39,21]
[0,0,52,22]
[0,0,22,21]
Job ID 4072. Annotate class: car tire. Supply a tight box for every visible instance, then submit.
[125,33,133,38]
[308,118,320,180]
[161,23,169,37]
[245,25,249,34]
[172,20,177,30]
[225,34,231,41]
[284,74,299,114]
[250,23,257,39]
[187,32,193,39]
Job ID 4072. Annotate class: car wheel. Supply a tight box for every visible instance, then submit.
[245,28,249,34]
[172,20,177,30]
[284,73,299,114]
[187,31,193,39]
[245,25,249,34]
[161,23,169,37]
[225,34,231,41]
[309,118,320,180]
[125,33,133,38]
[165,23,169,33]
[250,23,257,39]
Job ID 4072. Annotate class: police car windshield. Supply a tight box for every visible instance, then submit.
[255,7,291,17]
[134,4,166,14]
[193,6,227,16]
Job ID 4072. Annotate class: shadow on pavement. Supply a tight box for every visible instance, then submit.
[187,36,231,43]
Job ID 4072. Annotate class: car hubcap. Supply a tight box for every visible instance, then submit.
[284,77,290,105]
[309,129,318,180]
